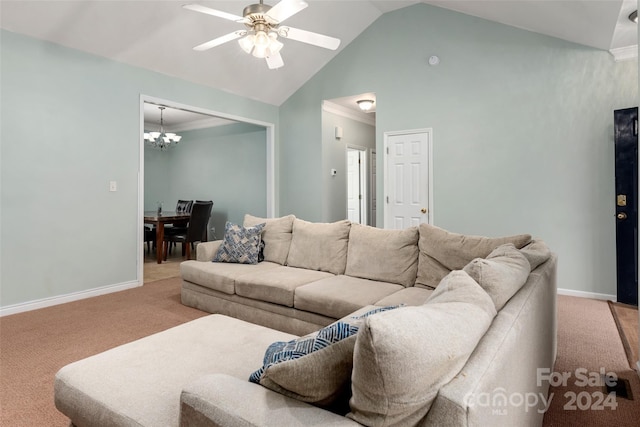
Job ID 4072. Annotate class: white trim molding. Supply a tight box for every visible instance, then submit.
[138,95,276,285]
[322,101,375,126]
[0,280,140,317]
[557,287,616,301]
[609,45,638,62]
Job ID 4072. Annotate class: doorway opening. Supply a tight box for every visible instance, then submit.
[322,92,376,225]
[138,95,276,283]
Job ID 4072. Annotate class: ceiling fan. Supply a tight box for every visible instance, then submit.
[183,0,341,69]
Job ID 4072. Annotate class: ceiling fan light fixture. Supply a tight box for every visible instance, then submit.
[253,44,268,58]
[238,34,255,54]
[254,30,270,47]
[357,99,375,112]
[268,36,283,54]
[629,10,638,23]
[184,0,341,69]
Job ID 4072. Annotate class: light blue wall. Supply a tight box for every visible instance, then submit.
[0,30,278,308]
[1,3,638,308]
[144,123,267,238]
[280,4,638,296]
[321,111,375,222]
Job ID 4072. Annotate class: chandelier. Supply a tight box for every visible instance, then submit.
[144,106,182,150]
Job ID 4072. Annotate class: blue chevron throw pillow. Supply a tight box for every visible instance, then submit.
[248,305,402,409]
[213,222,265,264]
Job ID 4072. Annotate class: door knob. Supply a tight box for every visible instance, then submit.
[617,212,627,220]
[421,208,427,214]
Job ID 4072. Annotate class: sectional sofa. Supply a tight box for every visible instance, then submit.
[54,215,557,426]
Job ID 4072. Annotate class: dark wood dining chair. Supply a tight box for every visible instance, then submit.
[163,201,213,261]
[144,226,155,254]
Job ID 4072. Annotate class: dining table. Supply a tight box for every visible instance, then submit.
[144,211,191,264]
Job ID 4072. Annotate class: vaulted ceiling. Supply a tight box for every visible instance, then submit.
[1,0,637,107]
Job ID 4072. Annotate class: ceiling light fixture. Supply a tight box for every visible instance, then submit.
[144,106,182,151]
[630,10,638,23]
[238,28,284,59]
[183,1,340,70]
[357,99,375,112]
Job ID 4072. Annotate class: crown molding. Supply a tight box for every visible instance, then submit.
[322,101,376,126]
[609,45,638,62]
[144,116,237,133]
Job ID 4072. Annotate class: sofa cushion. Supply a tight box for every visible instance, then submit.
[180,260,280,295]
[249,305,400,409]
[244,214,295,265]
[347,271,497,427]
[463,243,531,311]
[295,275,404,319]
[520,239,552,271]
[374,286,434,307]
[416,223,531,289]
[286,219,351,275]
[345,223,419,287]
[235,266,334,307]
[54,315,297,427]
[213,222,265,265]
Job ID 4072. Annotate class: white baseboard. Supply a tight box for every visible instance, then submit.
[0,280,141,317]
[557,288,616,301]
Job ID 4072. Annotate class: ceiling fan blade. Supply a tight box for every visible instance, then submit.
[266,0,308,23]
[266,52,285,69]
[279,26,341,50]
[182,4,245,22]
[193,31,244,51]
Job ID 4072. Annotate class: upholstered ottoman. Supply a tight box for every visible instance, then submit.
[54,315,297,427]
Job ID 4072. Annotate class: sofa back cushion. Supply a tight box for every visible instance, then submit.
[286,219,351,275]
[243,214,295,265]
[347,271,497,427]
[520,239,552,271]
[463,243,531,311]
[416,223,531,289]
[345,224,419,287]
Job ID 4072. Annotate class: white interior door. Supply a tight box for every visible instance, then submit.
[384,129,432,229]
[370,149,376,227]
[347,148,366,224]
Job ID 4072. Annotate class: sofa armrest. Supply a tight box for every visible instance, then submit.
[424,254,558,427]
[196,241,223,262]
[180,374,361,427]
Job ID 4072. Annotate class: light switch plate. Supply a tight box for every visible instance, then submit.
[109,181,117,192]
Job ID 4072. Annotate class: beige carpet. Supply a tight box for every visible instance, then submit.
[0,278,205,426]
[1,283,639,426]
[543,295,640,426]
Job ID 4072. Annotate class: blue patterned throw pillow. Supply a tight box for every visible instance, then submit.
[248,305,403,409]
[213,222,265,264]
[249,321,359,384]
